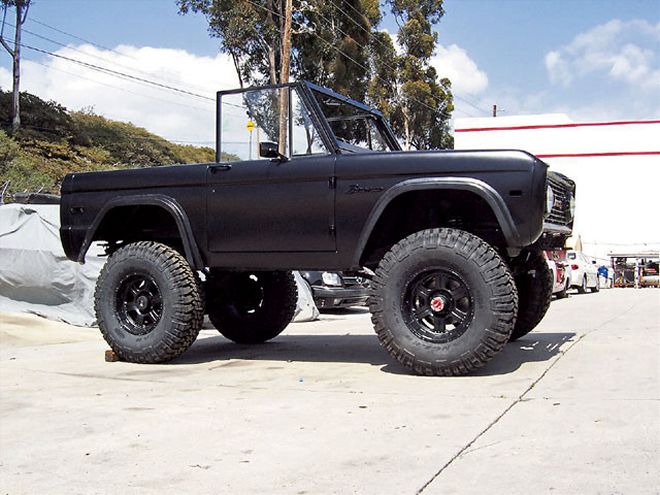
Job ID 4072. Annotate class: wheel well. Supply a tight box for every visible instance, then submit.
[360,189,507,268]
[92,205,185,255]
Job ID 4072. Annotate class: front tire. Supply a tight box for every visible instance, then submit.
[206,271,297,344]
[95,241,204,363]
[508,250,553,341]
[369,228,518,376]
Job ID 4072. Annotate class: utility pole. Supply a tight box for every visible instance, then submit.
[0,0,31,132]
[277,0,293,155]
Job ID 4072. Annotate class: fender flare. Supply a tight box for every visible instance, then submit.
[78,194,204,270]
[353,177,523,266]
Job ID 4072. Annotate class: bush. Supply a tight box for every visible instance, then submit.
[0,130,20,176]
[0,89,217,195]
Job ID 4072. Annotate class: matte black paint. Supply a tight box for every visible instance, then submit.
[60,82,573,272]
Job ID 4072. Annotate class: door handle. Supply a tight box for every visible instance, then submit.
[209,164,232,173]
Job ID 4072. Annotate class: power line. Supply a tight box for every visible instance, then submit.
[21,18,221,97]
[318,0,489,116]
[19,41,248,115]
[8,20,249,114]
[243,0,440,116]
[28,17,124,57]
[22,57,214,114]
[21,42,215,102]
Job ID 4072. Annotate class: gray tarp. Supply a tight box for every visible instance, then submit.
[0,203,318,327]
[0,203,104,326]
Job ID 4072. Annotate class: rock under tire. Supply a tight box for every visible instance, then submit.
[508,250,553,341]
[369,228,518,376]
[94,241,204,363]
[207,271,297,344]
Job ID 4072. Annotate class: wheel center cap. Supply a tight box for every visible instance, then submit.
[430,295,447,312]
[137,295,149,310]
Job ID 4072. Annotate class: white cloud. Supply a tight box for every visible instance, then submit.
[375,32,488,97]
[545,19,660,91]
[431,44,489,95]
[8,44,238,145]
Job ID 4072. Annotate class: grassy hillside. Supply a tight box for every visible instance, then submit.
[0,89,217,196]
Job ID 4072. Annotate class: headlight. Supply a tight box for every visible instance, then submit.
[545,185,555,216]
[321,272,342,286]
[567,193,576,220]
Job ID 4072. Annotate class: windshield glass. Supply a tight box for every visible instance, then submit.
[312,90,394,153]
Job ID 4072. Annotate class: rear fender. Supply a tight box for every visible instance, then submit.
[79,194,203,269]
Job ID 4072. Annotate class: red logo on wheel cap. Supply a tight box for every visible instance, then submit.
[431,296,445,312]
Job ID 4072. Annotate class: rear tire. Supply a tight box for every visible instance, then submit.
[591,278,600,293]
[578,275,588,294]
[206,271,297,344]
[95,241,204,363]
[369,228,518,376]
[509,250,553,341]
[556,278,570,299]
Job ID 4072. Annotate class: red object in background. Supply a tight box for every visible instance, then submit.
[571,264,579,270]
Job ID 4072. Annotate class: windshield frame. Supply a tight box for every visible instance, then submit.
[303,81,402,153]
[215,81,401,161]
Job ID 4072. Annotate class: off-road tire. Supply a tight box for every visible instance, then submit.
[578,275,588,294]
[369,228,518,376]
[206,271,297,344]
[509,250,553,341]
[95,241,204,363]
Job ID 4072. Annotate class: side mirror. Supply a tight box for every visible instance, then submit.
[259,141,288,162]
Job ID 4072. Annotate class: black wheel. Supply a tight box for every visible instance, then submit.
[556,278,570,299]
[508,250,554,341]
[95,241,204,363]
[578,275,588,294]
[206,271,297,344]
[591,278,600,293]
[369,228,518,376]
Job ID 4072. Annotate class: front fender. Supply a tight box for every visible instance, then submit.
[352,177,523,266]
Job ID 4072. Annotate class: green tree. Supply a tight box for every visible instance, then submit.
[178,0,454,149]
[177,0,289,86]
[387,0,453,149]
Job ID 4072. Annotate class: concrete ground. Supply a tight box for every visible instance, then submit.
[0,288,658,494]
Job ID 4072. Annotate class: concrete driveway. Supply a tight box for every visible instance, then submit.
[1,288,658,494]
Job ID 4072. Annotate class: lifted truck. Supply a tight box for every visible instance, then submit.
[60,81,575,376]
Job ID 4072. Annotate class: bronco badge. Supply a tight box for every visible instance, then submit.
[347,184,384,194]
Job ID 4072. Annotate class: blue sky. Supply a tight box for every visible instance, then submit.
[1,0,658,142]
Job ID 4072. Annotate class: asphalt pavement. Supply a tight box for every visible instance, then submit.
[0,288,658,494]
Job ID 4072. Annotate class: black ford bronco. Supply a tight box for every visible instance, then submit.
[60,81,575,376]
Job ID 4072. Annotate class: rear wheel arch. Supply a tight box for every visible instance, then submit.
[81,195,204,269]
[356,178,522,268]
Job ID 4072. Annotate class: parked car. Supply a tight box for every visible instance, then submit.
[567,250,599,293]
[546,251,571,298]
[300,271,369,309]
[640,259,659,287]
